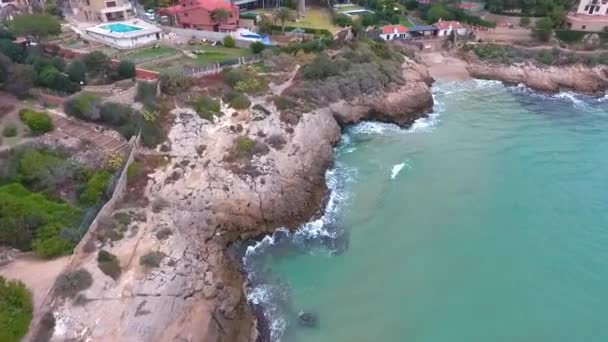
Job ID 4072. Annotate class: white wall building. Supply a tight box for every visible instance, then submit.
[380,25,409,41]
[434,20,467,37]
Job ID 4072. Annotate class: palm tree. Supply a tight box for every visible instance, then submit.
[273,7,294,33]
[211,8,231,25]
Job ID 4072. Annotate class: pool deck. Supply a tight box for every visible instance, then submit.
[84,19,161,38]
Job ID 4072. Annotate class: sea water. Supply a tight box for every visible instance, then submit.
[240,81,608,342]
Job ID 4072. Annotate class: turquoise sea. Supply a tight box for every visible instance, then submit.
[241,81,608,342]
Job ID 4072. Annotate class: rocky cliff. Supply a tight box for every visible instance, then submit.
[330,61,434,127]
[467,61,608,94]
[46,59,434,342]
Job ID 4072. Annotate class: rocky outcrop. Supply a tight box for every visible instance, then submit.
[46,58,434,342]
[467,61,608,94]
[329,61,435,127]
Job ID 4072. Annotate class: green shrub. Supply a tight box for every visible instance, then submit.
[534,17,553,42]
[250,41,266,54]
[15,148,68,191]
[99,102,133,126]
[80,171,111,205]
[139,118,163,148]
[222,68,248,87]
[67,59,87,84]
[97,250,121,279]
[192,95,221,120]
[301,54,346,80]
[0,277,33,342]
[223,35,235,48]
[159,70,191,95]
[273,96,295,111]
[116,60,136,79]
[53,269,93,298]
[19,109,53,135]
[127,162,139,182]
[229,92,251,109]
[82,51,108,76]
[334,13,353,27]
[64,93,101,121]
[2,123,17,137]
[139,251,165,268]
[155,227,172,240]
[236,136,255,155]
[0,183,81,257]
[135,81,158,109]
[520,16,531,27]
[234,78,267,94]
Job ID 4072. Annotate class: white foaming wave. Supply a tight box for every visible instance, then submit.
[347,121,402,135]
[248,284,273,305]
[409,113,440,133]
[596,94,608,103]
[511,83,594,109]
[391,163,405,179]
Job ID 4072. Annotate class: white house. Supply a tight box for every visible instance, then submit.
[567,0,608,31]
[380,24,409,41]
[434,20,467,37]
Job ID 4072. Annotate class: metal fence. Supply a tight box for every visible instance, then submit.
[181,54,263,77]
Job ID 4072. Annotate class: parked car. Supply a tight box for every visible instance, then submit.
[144,9,155,20]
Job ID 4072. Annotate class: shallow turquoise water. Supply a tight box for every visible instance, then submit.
[243,81,608,342]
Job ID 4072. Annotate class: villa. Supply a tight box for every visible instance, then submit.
[71,0,134,22]
[379,24,409,40]
[567,0,608,31]
[159,0,240,31]
[434,20,468,37]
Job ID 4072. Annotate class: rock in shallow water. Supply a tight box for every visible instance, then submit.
[298,311,319,328]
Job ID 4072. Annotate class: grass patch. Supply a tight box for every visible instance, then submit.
[257,7,336,31]
[119,46,179,65]
[193,45,253,65]
[399,17,414,27]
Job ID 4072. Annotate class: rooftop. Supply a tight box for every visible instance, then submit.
[381,24,408,34]
[434,20,464,29]
[409,25,439,32]
[160,0,235,14]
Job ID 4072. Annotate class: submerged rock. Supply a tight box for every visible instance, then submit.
[298,311,319,328]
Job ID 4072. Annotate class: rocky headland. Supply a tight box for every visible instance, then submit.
[467,62,608,94]
[46,50,434,342]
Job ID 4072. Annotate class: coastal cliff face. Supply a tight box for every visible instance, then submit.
[47,58,434,342]
[467,62,608,94]
[330,61,434,127]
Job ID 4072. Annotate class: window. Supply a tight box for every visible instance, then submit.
[106,1,116,7]
[183,12,189,17]
[596,6,600,11]
[582,25,587,29]
[585,5,590,10]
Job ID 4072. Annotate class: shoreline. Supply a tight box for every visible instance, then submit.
[238,61,608,340]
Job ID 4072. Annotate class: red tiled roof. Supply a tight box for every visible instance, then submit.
[160,0,235,15]
[433,20,464,29]
[381,25,408,34]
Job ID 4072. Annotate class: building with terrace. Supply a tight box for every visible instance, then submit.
[71,0,134,22]
[567,0,608,31]
[159,0,239,31]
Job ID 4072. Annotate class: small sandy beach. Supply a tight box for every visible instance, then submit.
[420,52,472,81]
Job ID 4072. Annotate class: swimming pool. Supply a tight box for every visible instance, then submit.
[103,23,142,33]
[343,9,375,16]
